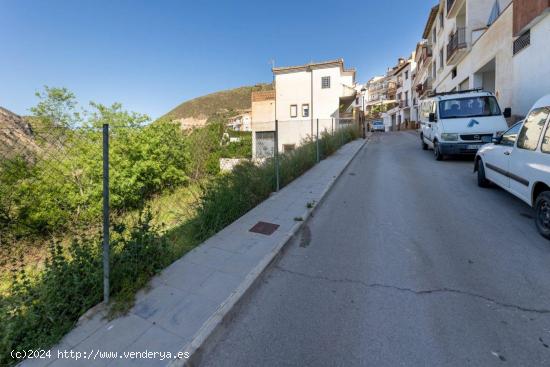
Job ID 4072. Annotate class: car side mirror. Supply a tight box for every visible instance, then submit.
[503,108,511,118]
[492,135,503,144]
[429,113,436,123]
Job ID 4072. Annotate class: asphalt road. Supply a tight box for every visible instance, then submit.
[200,131,550,367]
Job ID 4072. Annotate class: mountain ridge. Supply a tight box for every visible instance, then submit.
[0,107,38,159]
[163,83,273,127]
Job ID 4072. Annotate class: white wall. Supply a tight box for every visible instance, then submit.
[312,67,344,119]
[276,67,348,121]
[431,2,514,113]
[512,14,550,117]
[273,65,355,152]
[275,70,312,121]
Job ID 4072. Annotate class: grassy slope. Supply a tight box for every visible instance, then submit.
[163,83,273,121]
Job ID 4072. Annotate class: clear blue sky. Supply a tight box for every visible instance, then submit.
[1,0,436,119]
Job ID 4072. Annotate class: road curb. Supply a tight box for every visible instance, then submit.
[168,138,368,367]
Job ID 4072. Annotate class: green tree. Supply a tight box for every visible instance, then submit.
[30,86,81,129]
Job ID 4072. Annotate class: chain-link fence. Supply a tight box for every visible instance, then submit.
[0,110,361,365]
[252,117,362,190]
[0,114,244,365]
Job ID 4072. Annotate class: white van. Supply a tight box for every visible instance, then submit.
[419,90,510,160]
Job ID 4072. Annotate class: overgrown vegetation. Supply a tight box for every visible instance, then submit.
[192,127,360,240]
[0,86,359,366]
[0,211,184,364]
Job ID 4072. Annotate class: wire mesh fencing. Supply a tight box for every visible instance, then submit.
[0,116,243,365]
[251,117,362,190]
[0,111,361,365]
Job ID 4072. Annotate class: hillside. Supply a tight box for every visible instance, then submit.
[0,107,37,159]
[164,83,273,127]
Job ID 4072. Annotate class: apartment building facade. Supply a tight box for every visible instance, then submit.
[380,56,417,131]
[396,54,416,128]
[273,59,356,121]
[411,6,439,123]
[427,0,514,113]
[368,0,549,130]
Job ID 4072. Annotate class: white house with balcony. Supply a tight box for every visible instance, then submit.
[393,53,416,129]
[419,0,550,122]
[251,59,356,156]
[426,0,514,115]
[412,6,439,123]
[273,59,356,121]
[227,111,252,131]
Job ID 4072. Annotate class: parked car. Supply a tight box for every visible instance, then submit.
[475,95,550,239]
[371,120,385,132]
[419,90,510,160]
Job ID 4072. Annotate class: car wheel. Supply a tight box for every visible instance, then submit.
[421,135,428,150]
[433,140,444,161]
[477,159,491,188]
[535,191,550,240]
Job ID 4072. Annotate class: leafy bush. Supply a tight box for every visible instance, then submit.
[0,211,170,366]
[0,91,191,241]
[221,131,252,159]
[191,160,275,240]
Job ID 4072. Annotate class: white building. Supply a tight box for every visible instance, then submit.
[251,59,356,157]
[365,69,399,132]
[411,5,439,124]
[273,59,356,121]
[511,0,550,117]
[380,57,415,131]
[371,0,550,130]
[433,0,513,107]
[394,54,416,128]
[227,111,251,131]
[417,0,550,122]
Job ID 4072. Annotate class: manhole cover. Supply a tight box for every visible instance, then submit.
[249,221,280,235]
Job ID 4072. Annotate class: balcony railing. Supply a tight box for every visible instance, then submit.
[422,44,432,63]
[447,27,467,63]
[513,30,530,55]
[416,77,433,97]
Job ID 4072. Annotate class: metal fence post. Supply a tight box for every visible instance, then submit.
[340,119,344,146]
[102,123,110,304]
[331,118,334,135]
[274,120,280,192]
[316,118,320,162]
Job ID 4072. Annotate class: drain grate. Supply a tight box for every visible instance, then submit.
[249,221,280,235]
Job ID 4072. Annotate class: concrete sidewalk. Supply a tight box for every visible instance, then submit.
[22,139,366,367]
